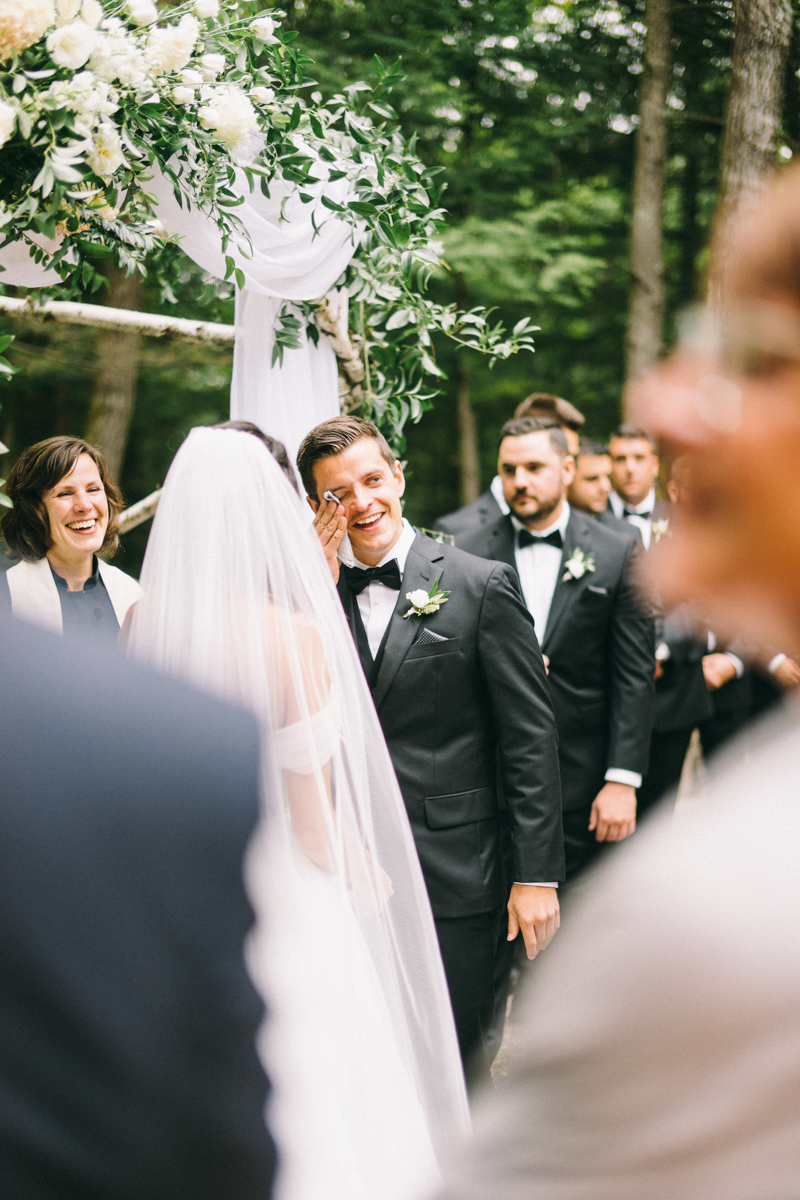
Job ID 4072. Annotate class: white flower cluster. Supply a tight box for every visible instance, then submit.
[198,84,258,159]
[0,0,55,63]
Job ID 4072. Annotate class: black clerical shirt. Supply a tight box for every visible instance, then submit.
[51,558,119,646]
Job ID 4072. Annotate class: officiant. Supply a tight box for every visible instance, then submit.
[299,416,564,1080]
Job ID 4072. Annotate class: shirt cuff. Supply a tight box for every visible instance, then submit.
[723,652,745,679]
[604,768,642,788]
[514,882,558,888]
[769,653,787,674]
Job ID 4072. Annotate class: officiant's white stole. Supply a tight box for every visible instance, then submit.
[6,557,143,636]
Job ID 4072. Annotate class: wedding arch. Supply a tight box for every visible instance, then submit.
[0,0,536,515]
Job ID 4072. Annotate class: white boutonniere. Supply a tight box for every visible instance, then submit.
[403,578,451,618]
[562,547,596,582]
[652,517,670,543]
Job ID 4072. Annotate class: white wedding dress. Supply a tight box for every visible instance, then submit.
[126,427,470,1200]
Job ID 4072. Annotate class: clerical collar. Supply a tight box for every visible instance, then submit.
[49,555,100,592]
[610,489,655,518]
[342,517,417,575]
[490,474,510,515]
[511,501,571,541]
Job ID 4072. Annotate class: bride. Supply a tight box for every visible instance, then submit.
[125,425,470,1200]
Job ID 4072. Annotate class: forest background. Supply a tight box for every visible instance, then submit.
[1,0,796,574]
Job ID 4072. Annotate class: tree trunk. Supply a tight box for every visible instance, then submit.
[709,0,793,296]
[85,265,144,479]
[626,0,672,381]
[455,353,480,505]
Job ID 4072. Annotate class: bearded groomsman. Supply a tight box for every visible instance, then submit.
[608,424,669,548]
[299,416,563,1078]
[568,437,639,542]
[460,417,655,881]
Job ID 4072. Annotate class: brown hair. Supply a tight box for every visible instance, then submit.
[514,392,585,431]
[0,436,123,562]
[577,437,609,459]
[609,424,658,452]
[296,416,396,499]
[213,420,299,493]
[499,416,569,457]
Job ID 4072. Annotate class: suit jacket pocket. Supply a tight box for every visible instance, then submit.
[406,636,460,661]
[424,785,494,829]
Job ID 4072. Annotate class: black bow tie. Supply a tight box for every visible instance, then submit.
[518,529,563,550]
[341,560,402,595]
[623,508,652,520]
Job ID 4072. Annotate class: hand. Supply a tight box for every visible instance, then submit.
[310,496,347,583]
[654,659,664,681]
[506,884,560,960]
[702,652,737,690]
[773,655,800,689]
[589,782,636,842]
[542,653,550,676]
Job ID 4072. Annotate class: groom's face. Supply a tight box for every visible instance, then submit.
[311,437,406,565]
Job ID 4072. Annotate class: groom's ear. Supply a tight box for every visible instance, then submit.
[394,459,406,497]
[306,494,320,514]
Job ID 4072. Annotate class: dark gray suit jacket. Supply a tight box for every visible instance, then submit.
[338,532,564,917]
[434,489,503,539]
[460,510,655,812]
[0,616,276,1200]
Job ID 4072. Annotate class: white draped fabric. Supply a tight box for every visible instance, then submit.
[0,156,359,464]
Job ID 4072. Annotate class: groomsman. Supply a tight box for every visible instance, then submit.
[435,393,585,541]
[568,437,639,541]
[608,424,668,548]
[460,417,655,880]
[299,416,564,1076]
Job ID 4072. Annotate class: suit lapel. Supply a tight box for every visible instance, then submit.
[486,515,517,572]
[372,535,442,710]
[543,513,582,651]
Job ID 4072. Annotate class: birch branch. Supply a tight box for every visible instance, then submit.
[118,488,162,534]
[0,296,236,345]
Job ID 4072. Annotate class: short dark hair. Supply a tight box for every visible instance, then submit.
[609,424,658,451]
[499,416,569,457]
[0,436,123,562]
[213,420,298,493]
[577,437,610,459]
[514,392,585,432]
[296,416,396,499]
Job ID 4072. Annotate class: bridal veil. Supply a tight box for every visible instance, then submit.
[126,427,470,1200]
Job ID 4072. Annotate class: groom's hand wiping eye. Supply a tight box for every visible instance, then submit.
[312,495,347,583]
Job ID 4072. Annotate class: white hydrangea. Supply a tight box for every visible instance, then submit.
[89,30,148,89]
[0,0,56,62]
[47,71,119,136]
[0,99,16,148]
[125,0,157,27]
[87,122,125,176]
[194,0,219,18]
[172,84,194,104]
[146,13,199,73]
[198,84,258,158]
[47,20,98,69]
[198,51,224,80]
[250,15,279,43]
[250,86,274,105]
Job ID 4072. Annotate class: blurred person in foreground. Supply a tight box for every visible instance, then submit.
[0,611,276,1198]
[435,394,584,541]
[432,167,800,1200]
[0,437,141,643]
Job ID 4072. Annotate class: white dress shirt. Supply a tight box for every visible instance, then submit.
[609,487,655,548]
[341,518,418,658]
[489,474,510,515]
[513,501,641,791]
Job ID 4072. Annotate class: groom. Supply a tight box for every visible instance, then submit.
[297,416,564,1075]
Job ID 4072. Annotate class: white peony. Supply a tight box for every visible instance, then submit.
[87,122,125,176]
[407,590,430,610]
[47,20,97,69]
[0,0,56,62]
[172,84,194,104]
[146,13,199,73]
[250,16,279,42]
[126,0,157,26]
[250,86,274,104]
[194,0,219,18]
[56,0,81,25]
[81,0,102,27]
[0,100,15,147]
[198,84,258,158]
[198,51,224,79]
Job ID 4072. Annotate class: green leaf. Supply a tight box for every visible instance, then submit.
[0,493,12,509]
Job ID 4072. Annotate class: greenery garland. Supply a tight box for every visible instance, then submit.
[0,0,536,449]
